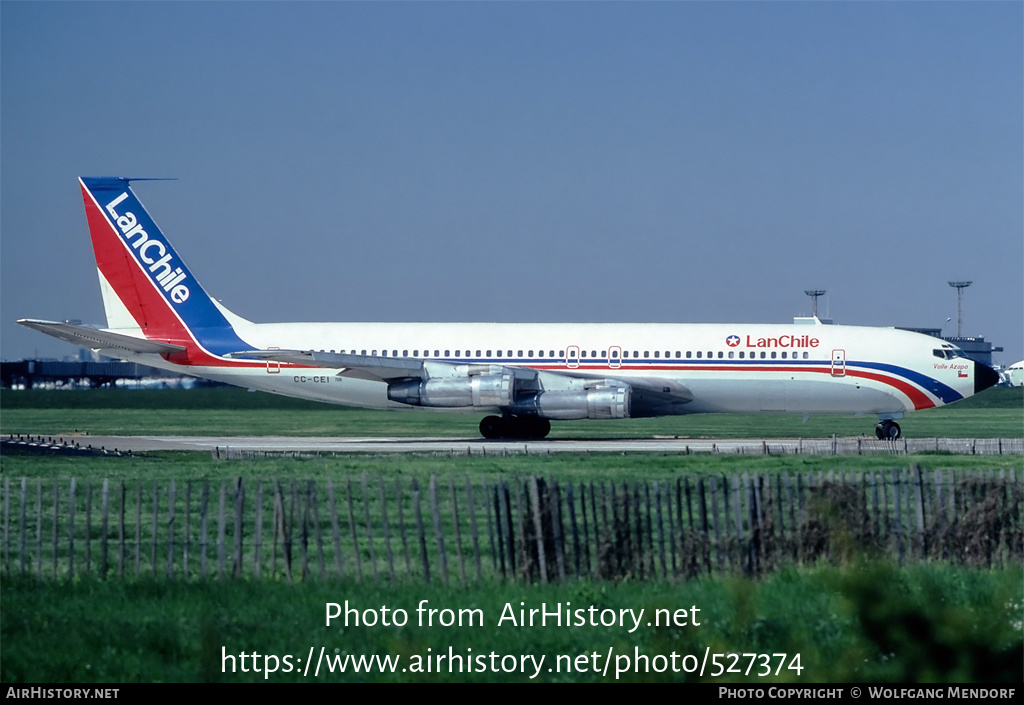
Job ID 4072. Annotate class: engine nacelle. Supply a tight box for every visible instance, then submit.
[510,383,631,420]
[387,373,514,408]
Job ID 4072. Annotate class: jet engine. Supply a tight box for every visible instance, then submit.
[510,383,631,420]
[387,373,514,408]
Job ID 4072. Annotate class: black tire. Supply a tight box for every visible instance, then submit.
[530,418,551,439]
[877,420,901,440]
[501,416,552,440]
[479,415,505,439]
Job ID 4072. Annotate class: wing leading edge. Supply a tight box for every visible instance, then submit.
[228,347,695,415]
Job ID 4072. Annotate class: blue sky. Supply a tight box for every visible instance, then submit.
[2,1,1021,364]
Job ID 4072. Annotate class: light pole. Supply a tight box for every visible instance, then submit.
[804,290,826,319]
[948,281,972,337]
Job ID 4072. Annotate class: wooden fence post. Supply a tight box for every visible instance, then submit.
[379,480,395,582]
[412,478,429,582]
[326,479,343,580]
[233,478,244,579]
[528,477,547,584]
[167,479,176,579]
[430,476,448,586]
[100,479,109,579]
[466,477,482,582]
[254,481,263,579]
[345,477,361,582]
[449,477,466,586]
[361,473,377,582]
[396,477,411,578]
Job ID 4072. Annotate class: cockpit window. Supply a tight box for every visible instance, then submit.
[933,348,966,360]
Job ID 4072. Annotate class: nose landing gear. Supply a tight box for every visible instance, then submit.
[875,419,901,440]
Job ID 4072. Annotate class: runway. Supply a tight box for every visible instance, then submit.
[35,434,784,454]
[16,433,983,456]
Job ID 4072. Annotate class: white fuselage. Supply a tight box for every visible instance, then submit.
[110,319,975,417]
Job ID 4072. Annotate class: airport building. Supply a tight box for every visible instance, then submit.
[0,359,199,390]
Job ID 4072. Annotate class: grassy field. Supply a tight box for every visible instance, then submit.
[1,385,1021,438]
[1,386,1021,684]
[2,564,1021,683]
[2,446,1022,484]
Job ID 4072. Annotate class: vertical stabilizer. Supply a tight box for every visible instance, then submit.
[79,177,252,359]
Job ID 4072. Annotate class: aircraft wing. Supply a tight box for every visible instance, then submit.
[229,348,694,410]
[229,349,424,382]
[16,319,186,355]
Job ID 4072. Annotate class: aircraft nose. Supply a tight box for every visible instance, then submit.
[975,361,1000,394]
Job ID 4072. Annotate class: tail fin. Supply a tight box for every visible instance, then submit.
[80,177,251,362]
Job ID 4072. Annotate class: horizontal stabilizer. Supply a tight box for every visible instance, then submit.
[16,319,186,355]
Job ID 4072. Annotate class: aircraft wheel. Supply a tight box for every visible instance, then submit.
[479,416,505,439]
[532,418,551,439]
[877,420,901,440]
[521,417,550,439]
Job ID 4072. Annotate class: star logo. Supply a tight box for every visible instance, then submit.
[726,335,741,347]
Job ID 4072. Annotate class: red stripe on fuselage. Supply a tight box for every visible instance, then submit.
[532,362,937,410]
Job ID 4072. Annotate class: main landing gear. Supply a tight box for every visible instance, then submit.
[479,415,551,440]
[875,419,901,440]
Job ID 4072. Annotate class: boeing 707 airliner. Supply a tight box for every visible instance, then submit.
[18,177,1000,440]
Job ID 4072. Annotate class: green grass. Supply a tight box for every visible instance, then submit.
[2,564,1020,682]
[1,386,1021,438]
[2,447,1021,483]
[2,386,1021,684]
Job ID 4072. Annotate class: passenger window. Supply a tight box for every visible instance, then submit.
[718,351,723,359]
[696,351,702,358]
[654,351,660,358]
[760,352,766,359]
[476,350,481,357]
[739,351,744,359]
[518,350,523,357]
[770,352,776,359]
[803,352,809,359]
[496,350,502,357]
[445,350,450,357]
[781,351,787,359]
[728,351,734,359]
[528,350,534,358]
[455,350,461,357]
